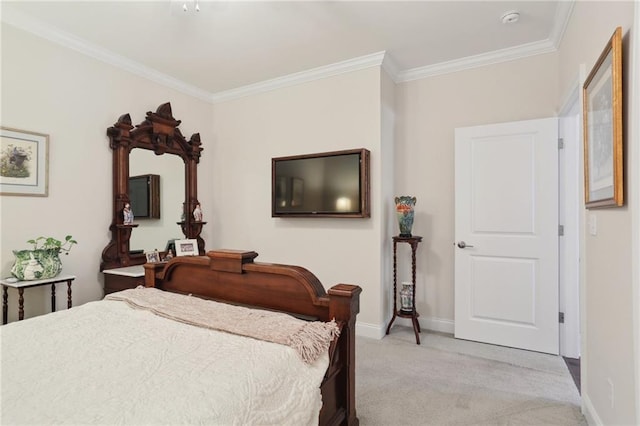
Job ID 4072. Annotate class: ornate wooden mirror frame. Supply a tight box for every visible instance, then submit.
[101,102,205,270]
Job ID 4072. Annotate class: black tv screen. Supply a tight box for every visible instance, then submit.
[272,148,370,218]
[129,174,160,219]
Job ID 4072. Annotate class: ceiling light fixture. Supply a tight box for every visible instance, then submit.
[501,10,520,24]
[182,1,200,13]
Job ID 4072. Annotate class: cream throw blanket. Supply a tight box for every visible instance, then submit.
[105,287,340,364]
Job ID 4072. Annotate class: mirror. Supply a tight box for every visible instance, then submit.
[129,149,185,253]
[100,102,204,270]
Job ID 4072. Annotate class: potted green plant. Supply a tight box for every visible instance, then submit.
[11,235,77,281]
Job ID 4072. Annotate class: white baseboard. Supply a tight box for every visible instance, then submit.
[582,393,603,426]
[392,316,455,334]
[356,316,455,340]
[355,321,386,339]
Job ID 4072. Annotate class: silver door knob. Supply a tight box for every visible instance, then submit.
[457,241,474,249]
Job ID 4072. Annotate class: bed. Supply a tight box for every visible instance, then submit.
[0,249,361,425]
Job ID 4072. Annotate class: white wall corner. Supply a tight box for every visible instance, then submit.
[381,51,400,83]
[558,69,582,116]
[631,3,640,424]
[582,393,604,426]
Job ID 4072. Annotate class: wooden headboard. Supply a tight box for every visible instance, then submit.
[144,249,362,426]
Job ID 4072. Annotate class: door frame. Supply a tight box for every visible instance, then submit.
[558,76,583,359]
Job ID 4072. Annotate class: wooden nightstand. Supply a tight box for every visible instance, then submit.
[102,265,145,295]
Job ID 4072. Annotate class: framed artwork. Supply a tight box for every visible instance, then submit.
[175,239,198,256]
[582,27,623,208]
[0,127,49,196]
[145,251,161,263]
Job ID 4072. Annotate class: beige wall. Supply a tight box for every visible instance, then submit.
[0,24,215,320]
[210,67,388,330]
[395,53,559,323]
[0,18,392,335]
[558,1,638,424]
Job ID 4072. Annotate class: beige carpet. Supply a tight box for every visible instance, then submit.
[356,326,585,425]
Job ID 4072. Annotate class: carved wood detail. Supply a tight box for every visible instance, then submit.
[101,102,205,270]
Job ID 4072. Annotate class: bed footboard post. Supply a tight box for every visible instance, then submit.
[143,263,164,287]
[328,284,362,426]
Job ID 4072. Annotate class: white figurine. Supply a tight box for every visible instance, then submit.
[193,203,203,221]
[123,203,134,224]
[23,253,44,280]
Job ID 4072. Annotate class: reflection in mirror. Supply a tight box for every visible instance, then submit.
[129,149,185,253]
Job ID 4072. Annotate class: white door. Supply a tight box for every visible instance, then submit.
[559,99,581,359]
[454,118,559,354]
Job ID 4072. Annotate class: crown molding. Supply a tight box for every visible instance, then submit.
[2,2,575,103]
[549,0,575,49]
[397,38,557,83]
[1,6,212,103]
[2,5,384,105]
[210,51,386,103]
[395,1,574,84]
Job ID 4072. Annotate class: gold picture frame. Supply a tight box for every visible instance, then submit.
[0,127,49,197]
[582,27,623,208]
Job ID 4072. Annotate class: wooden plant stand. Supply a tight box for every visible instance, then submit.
[386,235,422,344]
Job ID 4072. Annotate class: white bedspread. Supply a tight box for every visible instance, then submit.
[0,298,329,425]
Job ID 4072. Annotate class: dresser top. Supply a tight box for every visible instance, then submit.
[102,265,145,277]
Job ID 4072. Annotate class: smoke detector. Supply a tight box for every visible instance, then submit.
[501,10,520,24]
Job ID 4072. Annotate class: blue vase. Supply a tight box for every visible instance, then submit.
[395,196,416,237]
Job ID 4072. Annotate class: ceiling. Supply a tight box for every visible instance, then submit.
[1,1,572,102]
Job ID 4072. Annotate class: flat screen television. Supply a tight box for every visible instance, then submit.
[272,148,370,218]
[129,174,160,219]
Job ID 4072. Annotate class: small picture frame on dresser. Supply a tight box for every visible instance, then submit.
[175,239,198,256]
[145,251,160,263]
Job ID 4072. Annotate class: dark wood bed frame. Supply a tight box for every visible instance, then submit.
[144,249,362,426]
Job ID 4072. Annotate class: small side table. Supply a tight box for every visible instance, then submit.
[1,275,76,325]
[386,236,422,344]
